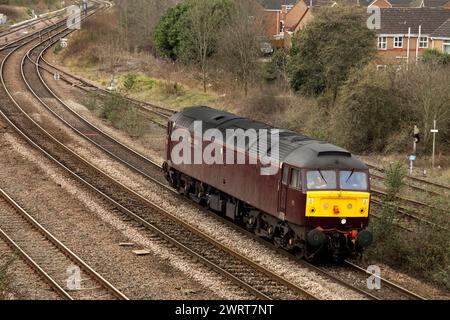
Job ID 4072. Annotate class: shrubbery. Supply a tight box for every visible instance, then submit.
[98,94,146,137]
[368,162,450,290]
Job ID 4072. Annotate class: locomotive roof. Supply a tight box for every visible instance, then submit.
[171,106,367,170]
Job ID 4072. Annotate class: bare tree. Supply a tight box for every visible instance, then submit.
[183,0,231,92]
[217,0,264,96]
[399,63,450,147]
[116,0,178,52]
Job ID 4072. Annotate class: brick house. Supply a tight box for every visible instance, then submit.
[376,8,450,64]
[430,17,450,53]
[257,0,299,47]
[258,0,336,47]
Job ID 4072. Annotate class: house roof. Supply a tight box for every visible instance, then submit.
[363,0,416,7]
[257,0,299,10]
[389,0,418,7]
[421,0,450,7]
[378,7,450,34]
[431,17,450,37]
[301,0,336,5]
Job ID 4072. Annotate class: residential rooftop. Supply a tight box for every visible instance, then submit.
[378,7,450,34]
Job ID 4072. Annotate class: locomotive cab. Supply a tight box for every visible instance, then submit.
[278,146,373,260]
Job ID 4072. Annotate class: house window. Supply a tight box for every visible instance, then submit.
[378,36,387,50]
[394,36,403,48]
[419,37,428,48]
[443,41,450,54]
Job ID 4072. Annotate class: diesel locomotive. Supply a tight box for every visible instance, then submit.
[163,106,373,260]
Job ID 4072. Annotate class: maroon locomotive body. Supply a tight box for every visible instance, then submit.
[164,106,373,260]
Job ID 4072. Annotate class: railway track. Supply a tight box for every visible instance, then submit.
[367,163,450,194]
[343,260,426,300]
[35,56,446,233]
[27,18,435,299]
[0,5,322,301]
[0,188,128,300]
[0,1,433,300]
[0,8,68,52]
[38,40,450,228]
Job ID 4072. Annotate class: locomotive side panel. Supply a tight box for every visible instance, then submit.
[168,132,281,216]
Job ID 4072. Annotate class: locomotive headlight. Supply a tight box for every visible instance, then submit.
[360,208,365,214]
[341,218,347,225]
[323,203,329,209]
[310,207,316,214]
[347,203,353,210]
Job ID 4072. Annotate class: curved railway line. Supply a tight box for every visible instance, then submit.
[0,2,434,300]
[37,44,449,226]
[38,50,449,233]
[0,188,128,300]
[0,5,321,301]
[31,16,433,299]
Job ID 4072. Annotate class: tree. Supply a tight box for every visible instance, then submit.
[329,66,404,153]
[288,6,376,104]
[153,2,190,60]
[265,48,290,91]
[182,0,233,92]
[397,63,450,149]
[217,0,264,96]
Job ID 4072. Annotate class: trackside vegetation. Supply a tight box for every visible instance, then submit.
[368,162,450,290]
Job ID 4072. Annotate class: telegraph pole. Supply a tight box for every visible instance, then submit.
[431,120,439,168]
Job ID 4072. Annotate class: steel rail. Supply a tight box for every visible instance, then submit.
[33,34,432,299]
[25,3,434,301]
[0,188,128,300]
[343,260,427,300]
[1,16,317,302]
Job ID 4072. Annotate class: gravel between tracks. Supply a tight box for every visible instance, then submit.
[0,132,250,300]
[37,67,368,300]
[31,51,450,299]
[0,237,61,300]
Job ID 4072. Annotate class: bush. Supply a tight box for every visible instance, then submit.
[152,2,190,60]
[99,94,146,137]
[116,108,145,137]
[421,48,450,65]
[328,66,404,153]
[237,91,288,125]
[288,5,376,100]
[368,167,450,290]
[85,92,98,111]
[384,161,406,201]
[122,74,138,93]
[159,81,185,96]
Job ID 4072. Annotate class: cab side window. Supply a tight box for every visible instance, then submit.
[290,169,301,189]
[282,167,289,185]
